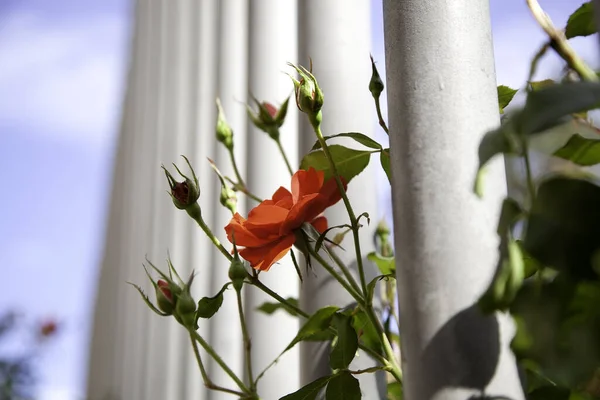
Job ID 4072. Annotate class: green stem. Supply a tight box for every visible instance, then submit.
[308,247,364,303]
[193,212,233,262]
[189,332,245,397]
[228,149,263,203]
[364,306,403,383]
[348,366,390,375]
[275,137,294,175]
[191,331,251,394]
[326,247,364,300]
[313,126,369,299]
[374,96,389,134]
[236,289,256,392]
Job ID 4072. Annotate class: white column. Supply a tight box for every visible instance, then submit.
[382,1,525,400]
[244,1,301,398]
[206,1,248,397]
[298,1,386,397]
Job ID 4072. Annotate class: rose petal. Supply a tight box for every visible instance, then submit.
[239,233,295,271]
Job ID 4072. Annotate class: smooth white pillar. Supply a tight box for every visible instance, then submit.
[245,1,301,398]
[206,1,248,397]
[298,1,385,397]
[383,1,525,399]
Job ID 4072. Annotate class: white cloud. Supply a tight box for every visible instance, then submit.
[0,11,130,146]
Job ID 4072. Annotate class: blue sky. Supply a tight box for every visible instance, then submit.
[0,1,596,399]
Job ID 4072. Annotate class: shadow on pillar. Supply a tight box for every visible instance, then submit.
[408,305,522,400]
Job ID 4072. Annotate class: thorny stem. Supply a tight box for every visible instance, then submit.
[191,331,251,394]
[526,0,598,82]
[374,96,389,134]
[193,212,233,262]
[325,247,364,300]
[313,126,369,300]
[236,290,256,392]
[189,332,245,397]
[228,149,263,203]
[275,138,294,176]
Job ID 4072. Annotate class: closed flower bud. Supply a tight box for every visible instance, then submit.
[369,55,384,99]
[220,185,237,215]
[175,290,197,328]
[163,155,201,217]
[156,280,175,315]
[216,98,234,151]
[246,95,291,140]
[287,61,324,128]
[228,256,247,292]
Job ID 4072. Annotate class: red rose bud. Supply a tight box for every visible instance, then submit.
[369,55,384,99]
[156,280,175,315]
[39,320,57,338]
[162,155,201,218]
[246,95,291,140]
[287,61,324,128]
[216,98,234,151]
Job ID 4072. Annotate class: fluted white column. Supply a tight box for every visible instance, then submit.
[298,1,385,397]
[206,1,248,397]
[244,1,301,398]
[383,1,525,399]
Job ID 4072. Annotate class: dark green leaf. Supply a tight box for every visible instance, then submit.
[367,252,395,275]
[498,85,518,114]
[523,177,600,279]
[284,306,339,352]
[511,279,600,388]
[329,313,359,370]
[315,224,352,252]
[311,132,382,151]
[387,382,403,400]
[380,148,391,183]
[516,82,600,135]
[196,282,230,319]
[352,310,382,356]
[565,2,596,39]
[300,145,372,183]
[256,297,299,317]
[517,240,542,279]
[553,133,600,166]
[325,371,361,400]
[527,385,570,400]
[279,375,332,400]
[496,197,523,236]
[357,212,370,226]
[474,127,517,197]
[366,274,395,303]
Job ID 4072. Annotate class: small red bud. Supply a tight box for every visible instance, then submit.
[40,320,57,338]
[263,102,278,118]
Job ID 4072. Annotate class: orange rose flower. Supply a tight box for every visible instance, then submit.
[225,167,346,271]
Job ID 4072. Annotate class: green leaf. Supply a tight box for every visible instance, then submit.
[367,252,395,275]
[517,240,543,279]
[256,297,299,317]
[474,127,517,197]
[522,177,600,279]
[311,132,382,151]
[329,313,359,370]
[529,79,556,92]
[196,282,230,319]
[366,274,395,303]
[511,279,600,387]
[284,306,339,352]
[565,2,596,39]
[380,148,391,183]
[528,385,571,400]
[553,133,600,166]
[387,382,403,400]
[279,375,332,400]
[516,82,600,135]
[498,85,518,114]
[352,310,382,356]
[300,145,372,183]
[325,371,361,400]
[496,197,523,236]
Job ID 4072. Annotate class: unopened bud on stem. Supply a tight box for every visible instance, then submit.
[216,98,234,151]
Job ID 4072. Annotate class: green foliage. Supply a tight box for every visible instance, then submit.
[553,133,600,166]
[256,298,300,317]
[196,283,229,320]
[311,132,382,151]
[367,252,395,275]
[284,306,339,353]
[279,375,332,400]
[329,313,359,370]
[325,371,361,400]
[300,145,372,183]
[380,148,391,182]
[498,85,518,114]
[566,2,596,39]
